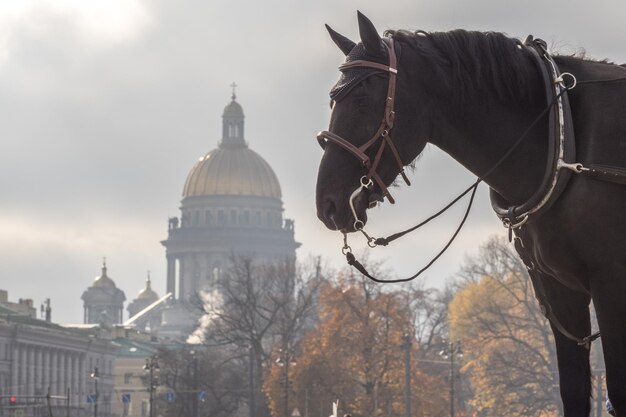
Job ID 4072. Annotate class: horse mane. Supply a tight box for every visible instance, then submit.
[385,29,540,105]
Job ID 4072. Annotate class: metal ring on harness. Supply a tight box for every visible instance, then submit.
[502,213,529,229]
[555,72,577,90]
[349,177,373,230]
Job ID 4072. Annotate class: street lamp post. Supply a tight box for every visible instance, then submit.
[143,356,160,417]
[191,350,199,417]
[400,334,412,417]
[90,367,100,417]
[439,341,463,417]
[276,345,296,417]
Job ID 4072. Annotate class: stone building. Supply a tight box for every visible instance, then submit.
[81,261,127,326]
[0,291,117,417]
[112,331,158,417]
[126,274,162,333]
[159,91,300,340]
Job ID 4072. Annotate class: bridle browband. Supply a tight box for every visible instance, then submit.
[317,37,410,226]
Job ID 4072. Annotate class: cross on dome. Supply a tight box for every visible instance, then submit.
[231,82,238,100]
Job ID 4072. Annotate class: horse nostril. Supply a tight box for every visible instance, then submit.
[321,198,336,221]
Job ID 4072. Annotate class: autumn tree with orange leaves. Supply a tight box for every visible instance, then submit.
[449,236,561,417]
[264,266,448,417]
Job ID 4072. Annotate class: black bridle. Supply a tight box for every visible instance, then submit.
[317,37,410,232]
[317,35,626,285]
[316,34,626,349]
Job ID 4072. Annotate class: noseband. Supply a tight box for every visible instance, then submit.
[317,37,410,230]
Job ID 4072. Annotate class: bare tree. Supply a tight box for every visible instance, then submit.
[195,255,324,417]
[155,346,244,417]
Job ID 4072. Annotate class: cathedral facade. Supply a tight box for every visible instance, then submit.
[159,91,300,339]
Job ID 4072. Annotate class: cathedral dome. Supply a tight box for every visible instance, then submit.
[182,92,282,199]
[137,275,159,302]
[182,146,282,199]
[223,100,244,118]
[93,262,117,288]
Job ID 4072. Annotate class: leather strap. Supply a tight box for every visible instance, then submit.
[317,37,409,204]
[584,164,626,185]
[490,37,576,226]
[513,238,600,349]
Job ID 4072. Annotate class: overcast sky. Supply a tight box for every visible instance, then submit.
[1,0,624,324]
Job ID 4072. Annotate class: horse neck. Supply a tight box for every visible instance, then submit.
[412,47,549,205]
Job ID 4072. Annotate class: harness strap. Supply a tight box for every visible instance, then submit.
[317,37,408,205]
[542,301,601,350]
[584,164,626,185]
[513,238,600,349]
[490,36,576,228]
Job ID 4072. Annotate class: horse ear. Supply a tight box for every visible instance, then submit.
[325,24,356,56]
[357,11,384,57]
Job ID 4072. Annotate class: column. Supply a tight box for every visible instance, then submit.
[18,346,25,396]
[49,349,56,395]
[79,354,85,410]
[65,352,71,404]
[73,353,80,406]
[35,346,42,394]
[58,350,66,395]
[54,349,61,395]
[11,344,18,394]
[28,345,35,396]
[167,255,176,296]
[42,348,49,393]
[179,255,187,300]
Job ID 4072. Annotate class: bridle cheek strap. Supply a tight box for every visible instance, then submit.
[316,37,410,205]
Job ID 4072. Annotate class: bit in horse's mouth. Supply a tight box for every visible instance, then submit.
[368,192,384,208]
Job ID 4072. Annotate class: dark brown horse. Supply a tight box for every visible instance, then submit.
[315,12,626,417]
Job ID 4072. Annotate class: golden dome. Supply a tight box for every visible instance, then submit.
[93,262,117,289]
[183,91,281,199]
[182,145,282,199]
[137,275,159,302]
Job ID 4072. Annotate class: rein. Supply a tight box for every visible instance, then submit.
[344,86,569,283]
[319,35,626,285]
[318,35,626,350]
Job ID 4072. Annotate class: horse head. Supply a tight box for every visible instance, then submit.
[316,12,430,232]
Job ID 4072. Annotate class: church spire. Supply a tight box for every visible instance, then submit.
[221,83,246,147]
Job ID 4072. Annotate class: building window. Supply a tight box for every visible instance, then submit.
[255,211,261,226]
[141,400,149,417]
[205,210,213,225]
[230,210,237,225]
[122,393,132,416]
[193,210,199,225]
[218,210,226,225]
[124,373,132,384]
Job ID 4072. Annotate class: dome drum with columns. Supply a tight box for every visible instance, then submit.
[160,89,299,339]
[81,260,126,326]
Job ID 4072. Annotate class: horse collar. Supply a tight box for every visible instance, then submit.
[490,36,578,231]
